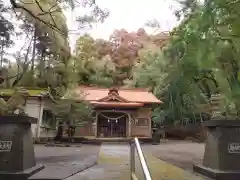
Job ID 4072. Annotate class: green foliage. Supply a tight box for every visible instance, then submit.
[51,90,92,125]
[130,0,240,124]
[0,1,111,126]
[19,0,70,53]
[171,0,240,117]
[3,0,110,92]
[6,0,240,125]
[130,50,206,125]
[0,1,14,67]
[73,35,115,87]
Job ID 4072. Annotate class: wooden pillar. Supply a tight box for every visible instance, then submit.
[95,111,99,137]
[149,117,152,138]
[128,113,131,138]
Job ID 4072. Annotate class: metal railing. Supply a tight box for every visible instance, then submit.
[130,137,152,180]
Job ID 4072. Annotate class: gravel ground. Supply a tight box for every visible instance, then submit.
[142,140,205,172]
[66,142,206,180]
[35,144,100,164]
[32,141,209,180]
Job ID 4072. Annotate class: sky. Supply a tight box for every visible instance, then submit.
[65,0,180,48]
[5,0,180,59]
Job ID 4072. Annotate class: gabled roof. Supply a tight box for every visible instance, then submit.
[98,88,129,102]
[74,86,162,104]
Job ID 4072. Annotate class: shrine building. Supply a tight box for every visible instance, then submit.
[73,86,162,139]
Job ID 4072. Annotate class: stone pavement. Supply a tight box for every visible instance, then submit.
[30,145,99,180]
[67,143,208,180]
[67,143,130,180]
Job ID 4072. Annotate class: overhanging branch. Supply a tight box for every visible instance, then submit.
[9,0,65,36]
[34,0,59,32]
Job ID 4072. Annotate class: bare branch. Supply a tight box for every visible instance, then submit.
[12,36,33,87]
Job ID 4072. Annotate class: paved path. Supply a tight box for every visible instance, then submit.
[67,144,130,180]
[67,142,208,180]
[30,145,100,180]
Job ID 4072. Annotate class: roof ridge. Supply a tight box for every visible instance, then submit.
[78,85,149,92]
[119,88,149,92]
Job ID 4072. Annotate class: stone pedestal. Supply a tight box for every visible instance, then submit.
[194,120,240,180]
[0,116,44,180]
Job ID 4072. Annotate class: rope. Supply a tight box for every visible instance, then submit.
[99,112,127,121]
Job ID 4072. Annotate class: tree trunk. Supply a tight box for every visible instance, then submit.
[31,26,37,71]
[1,37,3,67]
[54,122,63,142]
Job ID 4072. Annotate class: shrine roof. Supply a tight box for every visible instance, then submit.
[72,86,162,105]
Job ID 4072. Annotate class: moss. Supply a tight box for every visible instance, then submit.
[97,152,130,180]
[0,88,48,97]
[134,153,204,180]
[98,152,128,165]
[97,148,204,180]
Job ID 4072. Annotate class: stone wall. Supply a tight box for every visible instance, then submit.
[25,98,56,139]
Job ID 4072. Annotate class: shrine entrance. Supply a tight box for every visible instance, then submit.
[97,111,127,137]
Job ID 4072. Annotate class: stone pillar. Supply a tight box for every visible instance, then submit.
[0,116,44,180]
[194,120,240,180]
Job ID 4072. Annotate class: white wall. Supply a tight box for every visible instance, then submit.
[24,98,42,138]
[25,98,57,139]
[41,99,57,138]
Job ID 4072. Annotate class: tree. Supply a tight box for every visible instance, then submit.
[9,0,109,34]
[51,90,92,140]
[168,0,240,117]
[107,28,170,85]
[129,0,240,126]
[0,0,14,87]
[0,15,14,67]
[73,34,115,87]
[0,1,110,138]
[69,28,172,88]
[6,0,109,94]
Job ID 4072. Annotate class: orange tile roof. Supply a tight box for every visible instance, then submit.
[75,86,162,104]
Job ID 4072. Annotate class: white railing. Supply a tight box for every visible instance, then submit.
[130,138,152,180]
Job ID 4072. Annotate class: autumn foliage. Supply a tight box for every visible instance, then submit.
[74,28,170,86]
